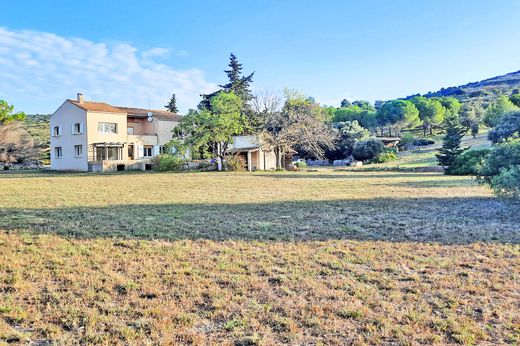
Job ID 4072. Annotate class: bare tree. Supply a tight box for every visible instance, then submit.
[0,143,41,164]
[259,89,336,169]
[252,89,283,115]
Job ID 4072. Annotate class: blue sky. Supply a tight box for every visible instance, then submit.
[1,0,519,113]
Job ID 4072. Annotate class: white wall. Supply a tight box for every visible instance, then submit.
[50,101,88,171]
[263,150,277,170]
[230,135,259,149]
[154,119,178,145]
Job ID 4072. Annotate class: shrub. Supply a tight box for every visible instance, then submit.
[225,156,244,171]
[488,111,520,144]
[372,149,398,163]
[153,154,185,171]
[446,149,491,175]
[336,121,370,156]
[413,138,435,146]
[510,94,520,107]
[294,161,307,170]
[489,165,520,198]
[352,139,385,161]
[197,161,211,171]
[479,140,520,178]
[398,132,415,148]
[479,140,520,198]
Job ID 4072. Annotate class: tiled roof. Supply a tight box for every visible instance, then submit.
[68,100,126,113]
[67,99,181,121]
[117,107,182,121]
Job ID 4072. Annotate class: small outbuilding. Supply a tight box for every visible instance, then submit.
[226,135,278,171]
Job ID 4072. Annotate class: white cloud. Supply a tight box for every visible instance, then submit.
[141,47,188,59]
[142,47,172,59]
[0,27,218,114]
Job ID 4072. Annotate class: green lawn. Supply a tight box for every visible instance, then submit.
[0,169,519,344]
[372,132,492,169]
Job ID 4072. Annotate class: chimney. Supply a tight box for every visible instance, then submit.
[77,93,84,103]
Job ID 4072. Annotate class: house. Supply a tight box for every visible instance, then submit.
[50,93,181,172]
[227,135,278,171]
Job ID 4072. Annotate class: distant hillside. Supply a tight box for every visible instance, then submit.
[414,70,520,107]
[24,114,50,147]
[0,114,50,163]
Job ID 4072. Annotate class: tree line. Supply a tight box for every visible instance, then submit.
[436,89,520,198]
[165,54,474,170]
[166,54,335,170]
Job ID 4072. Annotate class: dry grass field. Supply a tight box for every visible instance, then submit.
[1,169,519,345]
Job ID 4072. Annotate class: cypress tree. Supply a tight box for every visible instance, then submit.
[436,113,468,167]
[165,93,179,113]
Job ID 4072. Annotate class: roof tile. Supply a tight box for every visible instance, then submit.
[67,99,182,121]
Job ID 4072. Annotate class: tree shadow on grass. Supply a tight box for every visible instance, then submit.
[2,170,444,180]
[375,179,475,188]
[1,197,518,244]
[0,170,186,179]
[256,172,444,179]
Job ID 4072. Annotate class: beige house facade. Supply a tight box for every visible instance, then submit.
[50,93,181,172]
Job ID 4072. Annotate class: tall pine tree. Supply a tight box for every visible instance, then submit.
[165,93,179,113]
[436,113,468,168]
[198,53,254,111]
[219,53,254,104]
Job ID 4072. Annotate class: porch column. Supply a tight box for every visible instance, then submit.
[247,151,252,172]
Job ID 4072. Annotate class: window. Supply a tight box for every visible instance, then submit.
[53,126,62,137]
[98,122,117,133]
[74,145,83,157]
[159,146,172,154]
[54,147,62,158]
[95,146,121,161]
[143,146,153,157]
[127,127,134,135]
[128,144,134,159]
[73,122,83,134]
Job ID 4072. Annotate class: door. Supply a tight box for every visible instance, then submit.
[128,144,134,160]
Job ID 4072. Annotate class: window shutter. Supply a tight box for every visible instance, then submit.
[58,126,62,136]
[71,124,75,134]
[51,127,54,137]
[153,145,160,157]
[137,145,144,159]
[80,122,84,134]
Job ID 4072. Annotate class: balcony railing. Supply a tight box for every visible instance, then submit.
[128,132,157,136]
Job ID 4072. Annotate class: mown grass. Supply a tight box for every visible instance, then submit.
[373,133,492,169]
[1,169,519,344]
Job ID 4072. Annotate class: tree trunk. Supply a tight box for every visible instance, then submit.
[217,156,223,171]
[275,147,282,170]
[216,142,223,171]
